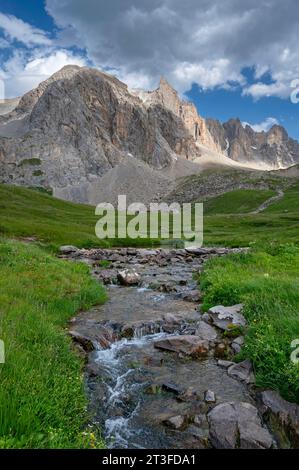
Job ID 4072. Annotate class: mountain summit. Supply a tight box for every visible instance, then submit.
[0,65,298,203]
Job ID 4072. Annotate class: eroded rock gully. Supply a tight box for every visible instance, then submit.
[61,246,299,449]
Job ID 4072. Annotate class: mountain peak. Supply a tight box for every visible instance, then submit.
[159,76,176,92]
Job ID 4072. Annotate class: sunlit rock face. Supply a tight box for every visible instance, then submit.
[0,65,298,203]
[207,117,299,169]
[0,66,213,197]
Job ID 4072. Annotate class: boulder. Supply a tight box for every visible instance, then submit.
[117,268,141,286]
[195,321,218,342]
[208,402,274,449]
[227,359,255,384]
[69,324,116,351]
[208,304,246,331]
[59,245,79,255]
[154,335,209,358]
[68,330,96,352]
[257,390,299,448]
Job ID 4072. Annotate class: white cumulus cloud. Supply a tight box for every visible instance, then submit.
[44,0,299,97]
[1,50,86,98]
[0,12,52,46]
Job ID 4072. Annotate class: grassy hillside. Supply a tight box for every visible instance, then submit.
[0,185,102,250]
[204,189,275,215]
[0,239,106,448]
[264,181,299,213]
[204,183,299,246]
[1,183,299,248]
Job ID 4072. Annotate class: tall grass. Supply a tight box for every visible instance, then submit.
[0,239,106,448]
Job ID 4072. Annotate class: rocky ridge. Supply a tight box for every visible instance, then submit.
[207,117,299,169]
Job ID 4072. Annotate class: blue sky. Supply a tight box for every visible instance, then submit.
[1,0,299,139]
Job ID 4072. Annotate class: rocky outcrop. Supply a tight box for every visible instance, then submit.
[134,77,221,155]
[207,117,299,169]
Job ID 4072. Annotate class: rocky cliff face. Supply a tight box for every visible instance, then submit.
[0,66,216,196]
[207,118,299,169]
[0,65,298,203]
[133,77,221,154]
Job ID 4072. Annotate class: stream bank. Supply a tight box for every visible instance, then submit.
[61,246,299,449]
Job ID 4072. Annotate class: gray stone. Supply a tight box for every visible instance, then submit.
[182,290,201,302]
[204,390,216,403]
[181,425,210,449]
[257,390,299,448]
[163,415,185,430]
[209,304,246,331]
[201,313,211,323]
[231,336,245,353]
[194,414,209,428]
[195,321,218,342]
[59,245,78,254]
[162,382,181,395]
[208,402,274,449]
[117,269,140,286]
[228,359,255,384]
[233,335,245,345]
[154,335,209,358]
[97,269,118,285]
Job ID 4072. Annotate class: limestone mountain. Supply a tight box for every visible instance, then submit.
[0,66,218,202]
[0,65,298,204]
[207,118,299,169]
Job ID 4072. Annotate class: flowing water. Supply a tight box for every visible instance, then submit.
[68,248,255,449]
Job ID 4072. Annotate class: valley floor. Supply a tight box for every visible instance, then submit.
[0,183,299,447]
